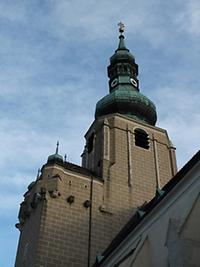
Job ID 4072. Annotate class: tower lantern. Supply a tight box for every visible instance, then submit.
[95,24,157,126]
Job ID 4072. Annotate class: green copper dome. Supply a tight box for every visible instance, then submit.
[47,142,63,163]
[48,153,63,162]
[95,87,157,125]
[28,181,36,191]
[95,28,157,126]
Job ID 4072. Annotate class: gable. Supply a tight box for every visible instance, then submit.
[179,193,200,242]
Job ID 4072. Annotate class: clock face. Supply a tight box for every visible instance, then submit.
[110,78,118,88]
[130,78,138,87]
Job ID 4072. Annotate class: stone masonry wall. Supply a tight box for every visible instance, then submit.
[84,114,177,239]
[15,114,177,267]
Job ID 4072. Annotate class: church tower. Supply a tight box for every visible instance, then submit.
[15,24,177,267]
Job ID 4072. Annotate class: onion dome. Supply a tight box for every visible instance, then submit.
[47,141,63,163]
[95,23,157,126]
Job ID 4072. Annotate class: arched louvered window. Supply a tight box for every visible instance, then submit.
[134,128,149,149]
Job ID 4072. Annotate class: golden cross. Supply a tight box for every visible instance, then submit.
[118,22,125,34]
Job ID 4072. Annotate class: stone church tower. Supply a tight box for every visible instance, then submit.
[15,25,177,267]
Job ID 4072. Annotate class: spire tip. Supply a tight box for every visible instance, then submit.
[56,141,59,154]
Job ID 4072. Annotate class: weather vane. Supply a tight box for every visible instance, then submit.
[118,22,125,34]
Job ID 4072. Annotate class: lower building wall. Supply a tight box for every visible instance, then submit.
[99,162,200,267]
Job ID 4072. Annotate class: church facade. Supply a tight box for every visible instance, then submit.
[15,25,179,267]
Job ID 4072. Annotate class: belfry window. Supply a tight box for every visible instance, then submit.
[134,128,149,149]
[87,133,94,153]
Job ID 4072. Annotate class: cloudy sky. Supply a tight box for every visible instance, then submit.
[0,0,199,266]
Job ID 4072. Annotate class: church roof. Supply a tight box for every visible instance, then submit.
[63,161,97,177]
[45,159,98,178]
[94,150,200,266]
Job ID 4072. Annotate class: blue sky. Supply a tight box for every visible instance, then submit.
[0,1,199,266]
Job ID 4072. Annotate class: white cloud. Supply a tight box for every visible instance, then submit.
[153,86,200,168]
[0,173,33,188]
[175,0,200,37]
[0,193,22,214]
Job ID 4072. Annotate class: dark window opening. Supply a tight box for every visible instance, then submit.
[134,128,149,149]
[87,133,94,153]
